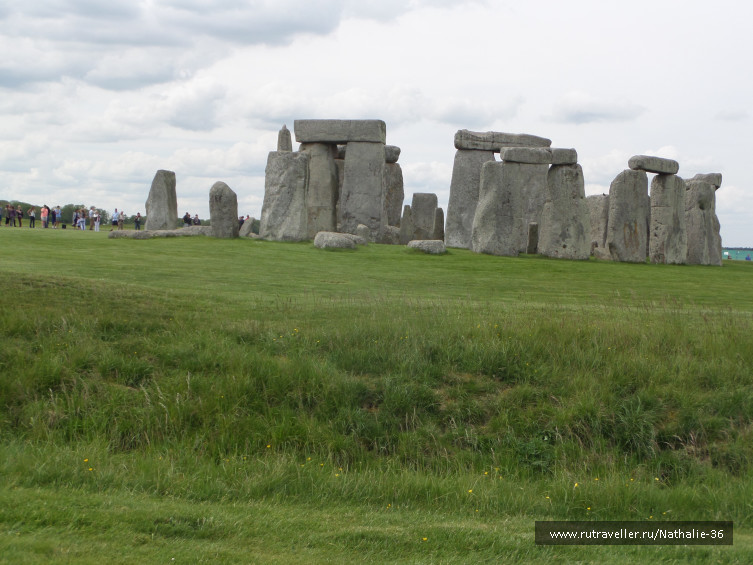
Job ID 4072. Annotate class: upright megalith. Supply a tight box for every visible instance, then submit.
[260,151,309,241]
[446,130,552,250]
[209,182,239,239]
[526,223,538,254]
[340,141,385,238]
[538,164,590,260]
[649,174,687,264]
[145,170,178,231]
[432,208,445,241]
[277,125,293,152]
[605,169,649,263]
[399,205,414,245]
[300,143,338,238]
[586,194,609,258]
[685,179,722,266]
[471,161,526,257]
[382,159,404,227]
[411,193,438,240]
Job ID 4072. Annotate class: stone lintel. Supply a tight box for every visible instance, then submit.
[294,119,386,144]
[551,148,578,165]
[499,147,553,165]
[690,173,722,189]
[454,129,551,151]
[628,155,679,175]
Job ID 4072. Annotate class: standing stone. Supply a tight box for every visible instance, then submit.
[526,223,538,254]
[260,151,309,241]
[340,141,385,238]
[411,193,438,240]
[649,174,687,264]
[471,161,525,257]
[277,125,293,152]
[334,157,345,230]
[605,170,649,263]
[586,195,609,258]
[685,180,722,266]
[378,225,400,245]
[382,162,404,227]
[145,170,178,231]
[209,182,239,239]
[399,205,414,245]
[445,149,496,248]
[690,173,722,189]
[356,224,371,242]
[432,208,445,241]
[518,164,549,253]
[300,143,338,238]
[538,164,590,260]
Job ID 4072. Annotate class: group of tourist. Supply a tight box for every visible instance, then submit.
[182,212,202,227]
[1,204,137,231]
[3,204,63,228]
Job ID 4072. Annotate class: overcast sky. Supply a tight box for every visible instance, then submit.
[2,0,751,245]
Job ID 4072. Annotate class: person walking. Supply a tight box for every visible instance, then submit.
[117,210,125,230]
[27,207,36,228]
[94,210,101,232]
[15,205,23,227]
[112,208,119,229]
[134,212,142,230]
[54,206,61,228]
[41,205,49,228]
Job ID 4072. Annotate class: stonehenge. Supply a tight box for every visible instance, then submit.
[209,181,239,239]
[145,170,178,231]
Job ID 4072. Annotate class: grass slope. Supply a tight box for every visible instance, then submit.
[1,228,751,563]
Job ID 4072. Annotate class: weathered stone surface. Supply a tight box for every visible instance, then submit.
[471,161,526,257]
[605,169,649,262]
[239,217,256,237]
[300,142,338,238]
[378,225,400,245]
[385,145,401,164]
[526,222,538,254]
[209,182,239,239]
[538,164,590,260]
[341,232,368,246]
[411,193,438,240]
[260,151,309,242]
[499,147,553,165]
[399,205,414,245]
[519,164,550,252]
[586,194,609,258]
[551,148,578,165]
[445,149,496,248]
[649,174,687,264]
[336,145,347,159]
[685,180,722,266]
[628,155,679,175]
[294,119,386,144]
[334,158,345,228]
[109,225,213,239]
[454,130,551,151]
[340,142,385,238]
[145,170,178,231]
[277,125,292,152]
[408,240,446,254]
[382,162,404,227]
[432,207,445,241]
[314,231,356,249]
[355,223,371,242]
[690,173,722,189]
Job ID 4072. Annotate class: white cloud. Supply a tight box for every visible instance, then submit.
[550,91,645,124]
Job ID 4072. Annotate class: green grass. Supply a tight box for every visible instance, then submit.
[1,227,752,563]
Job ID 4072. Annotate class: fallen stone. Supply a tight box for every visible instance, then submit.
[586,195,609,259]
[690,173,722,189]
[301,142,338,238]
[209,182,239,239]
[239,217,256,237]
[538,164,590,260]
[340,141,385,238]
[408,240,446,254]
[144,170,178,231]
[649,174,687,264]
[341,232,368,245]
[499,147,553,165]
[355,223,371,242]
[432,207,445,241]
[108,225,213,239]
[605,169,649,262]
[260,151,309,241]
[551,148,578,165]
[526,222,538,254]
[382,162,404,227]
[411,193,438,240]
[454,130,551,152]
[294,119,386,144]
[385,145,401,164]
[277,125,293,152]
[628,155,679,175]
[399,205,414,245]
[314,231,356,249]
[378,225,400,245]
[445,149,496,248]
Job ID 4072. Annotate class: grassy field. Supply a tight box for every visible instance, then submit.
[1,227,752,563]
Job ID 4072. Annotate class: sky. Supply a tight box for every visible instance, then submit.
[2,0,751,245]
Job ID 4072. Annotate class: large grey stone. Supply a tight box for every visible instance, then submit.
[355,224,371,242]
[471,161,526,257]
[277,125,292,152]
[144,170,178,231]
[432,207,445,241]
[385,145,401,164]
[649,174,687,264]
[685,180,722,266]
[399,205,414,245]
[551,148,578,165]
[300,142,338,238]
[519,164,550,253]
[586,195,609,258]
[378,225,400,245]
[499,147,553,165]
[314,231,356,249]
[108,225,213,239]
[294,119,386,144]
[209,182,239,239]
[260,151,309,242]
[628,155,679,175]
[445,149,496,248]
[690,173,722,189]
[340,141,385,238]
[454,130,551,151]
[526,222,538,254]
[408,240,446,254]
[538,164,590,260]
[334,158,345,228]
[341,232,368,246]
[411,193,438,240]
[605,169,649,262]
[382,162,404,227]
[239,217,256,237]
